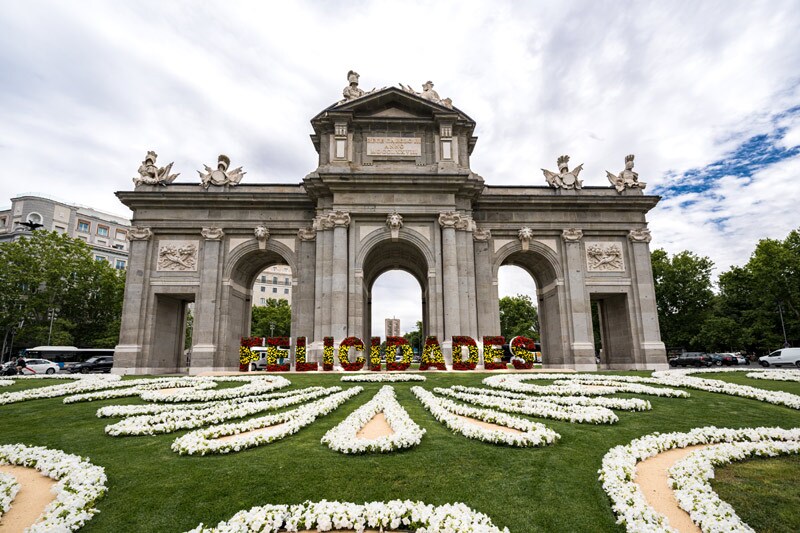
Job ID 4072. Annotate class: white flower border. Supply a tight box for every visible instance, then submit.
[63,377,216,403]
[0,375,124,405]
[483,375,689,398]
[185,499,509,533]
[434,387,619,424]
[341,373,426,382]
[0,471,19,515]
[172,387,363,455]
[321,386,425,454]
[0,443,107,532]
[452,385,652,411]
[138,375,291,403]
[598,426,800,532]
[105,386,337,436]
[412,386,560,447]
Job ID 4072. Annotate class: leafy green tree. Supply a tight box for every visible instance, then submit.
[251,299,291,337]
[404,321,423,354]
[0,231,125,355]
[499,295,539,341]
[651,249,714,350]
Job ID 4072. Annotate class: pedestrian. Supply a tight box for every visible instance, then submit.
[15,356,27,375]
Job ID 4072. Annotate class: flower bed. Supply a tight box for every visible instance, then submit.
[0,375,139,406]
[341,373,426,383]
[321,386,425,454]
[138,376,291,403]
[452,336,478,370]
[509,335,538,369]
[0,443,107,532]
[450,385,651,411]
[482,336,508,370]
[293,336,317,371]
[434,387,619,424]
[338,336,366,371]
[322,336,334,371]
[598,426,800,533]
[412,387,559,447]
[171,387,363,455]
[63,377,216,403]
[420,336,446,371]
[369,337,382,371]
[186,499,509,533]
[483,375,689,398]
[0,471,19,515]
[385,337,413,371]
[105,386,338,436]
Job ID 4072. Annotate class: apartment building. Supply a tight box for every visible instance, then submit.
[253,264,293,306]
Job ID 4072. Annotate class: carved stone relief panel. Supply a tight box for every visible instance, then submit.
[585,241,625,272]
[157,241,199,272]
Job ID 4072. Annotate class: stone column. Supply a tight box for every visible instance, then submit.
[329,210,351,341]
[113,226,153,374]
[628,229,668,370]
[295,226,317,343]
[191,227,225,374]
[562,228,596,371]
[473,228,496,337]
[320,215,334,337]
[439,212,462,339]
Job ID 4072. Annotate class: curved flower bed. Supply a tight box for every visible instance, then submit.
[321,386,425,454]
[63,377,216,403]
[0,471,19,515]
[434,387,618,424]
[483,375,688,398]
[412,387,559,447]
[746,369,800,382]
[0,375,136,406]
[0,443,107,532]
[172,387,363,455]
[450,385,651,411]
[185,499,509,533]
[0,380,13,387]
[139,376,291,403]
[341,373,426,383]
[598,426,800,532]
[105,386,337,436]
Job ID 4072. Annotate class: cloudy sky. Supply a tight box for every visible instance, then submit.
[2,1,798,336]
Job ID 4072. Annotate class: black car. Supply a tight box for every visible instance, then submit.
[709,353,737,366]
[70,356,114,373]
[668,352,712,367]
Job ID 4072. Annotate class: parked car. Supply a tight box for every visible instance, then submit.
[758,348,800,368]
[709,353,737,366]
[250,347,290,371]
[734,354,750,365]
[668,352,713,367]
[69,356,114,373]
[19,358,60,375]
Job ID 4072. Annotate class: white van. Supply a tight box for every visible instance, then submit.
[758,348,800,367]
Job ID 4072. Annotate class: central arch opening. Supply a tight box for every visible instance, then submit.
[360,237,432,355]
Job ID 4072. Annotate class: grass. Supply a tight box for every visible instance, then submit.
[0,371,798,532]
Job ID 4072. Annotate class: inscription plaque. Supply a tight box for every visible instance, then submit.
[366,137,422,156]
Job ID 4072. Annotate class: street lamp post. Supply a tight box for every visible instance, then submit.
[269,322,275,338]
[778,302,789,347]
[47,308,58,345]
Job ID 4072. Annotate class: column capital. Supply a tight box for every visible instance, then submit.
[328,210,351,228]
[127,226,153,241]
[438,211,461,228]
[628,228,652,243]
[473,227,491,241]
[561,228,583,242]
[455,215,474,231]
[201,227,225,240]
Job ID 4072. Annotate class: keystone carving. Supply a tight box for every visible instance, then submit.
[518,227,534,251]
[542,155,584,190]
[157,243,197,271]
[607,154,647,193]
[201,227,225,240]
[562,228,584,242]
[133,151,179,187]
[386,211,403,240]
[628,228,652,243]
[438,211,461,228]
[586,243,624,272]
[127,226,153,241]
[199,155,246,189]
[254,225,270,249]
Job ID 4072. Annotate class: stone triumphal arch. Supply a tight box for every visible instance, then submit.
[114,74,667,374]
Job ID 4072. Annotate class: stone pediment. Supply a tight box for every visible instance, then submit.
[368,106,426,119]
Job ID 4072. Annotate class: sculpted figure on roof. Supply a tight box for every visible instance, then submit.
[606,154,646,193]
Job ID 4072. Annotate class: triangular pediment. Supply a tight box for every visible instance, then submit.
[368,106,426,119]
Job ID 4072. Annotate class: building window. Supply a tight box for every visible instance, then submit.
[26,212,43,225]
[272,276,278,284]
[284,277,289,285]
[260,286,266,292]
[97,239,108,246]
[54,225,66,233]
[115,229,127,241]
[115,259,126,270]
[112,243,125,250]
[284,288,289,294]
[260,275,266,283]
[272,287,277,293]
[95,255,107,262]
[77,220,90,233]
[260,298,266,305]
[97,225,109,237]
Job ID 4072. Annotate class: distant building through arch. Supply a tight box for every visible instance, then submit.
[114,79,667,374]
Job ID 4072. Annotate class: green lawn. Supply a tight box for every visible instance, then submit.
[1,371,799,532]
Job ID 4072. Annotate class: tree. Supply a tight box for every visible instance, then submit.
[651,249,714,350]
[0,231,126,356]
[404,321,423,354]
[250,299,291,337]
[499,295,539,341]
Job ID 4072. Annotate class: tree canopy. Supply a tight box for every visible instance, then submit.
[499,294,539,341]
[0,231,126,357]
[250,299,291,338]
